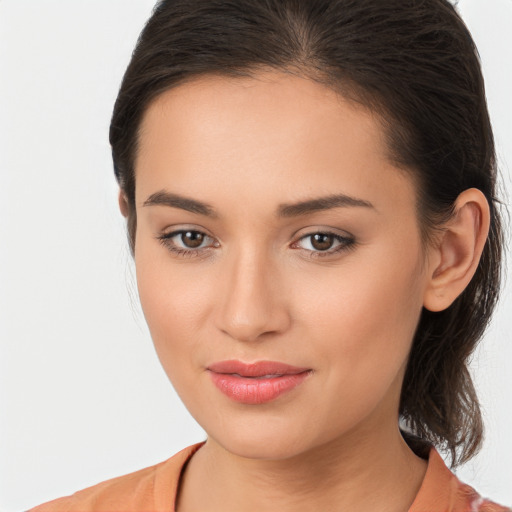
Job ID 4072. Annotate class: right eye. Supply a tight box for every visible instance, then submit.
[156,229,218,258]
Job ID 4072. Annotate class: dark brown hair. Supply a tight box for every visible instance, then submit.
[109,0,504,467]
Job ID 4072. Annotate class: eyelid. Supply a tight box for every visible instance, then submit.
[291,230,356,259]
[156,228,218,256]
[166,229,216,247]
[156,226,356,259]
[293,225,354,240]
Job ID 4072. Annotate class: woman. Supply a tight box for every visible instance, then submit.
[27,0,510,510]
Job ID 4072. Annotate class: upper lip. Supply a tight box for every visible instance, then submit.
[207,360,311,377]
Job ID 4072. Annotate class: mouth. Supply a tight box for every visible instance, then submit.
[207,360,312,405]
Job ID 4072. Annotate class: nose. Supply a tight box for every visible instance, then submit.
[214,246,291,343]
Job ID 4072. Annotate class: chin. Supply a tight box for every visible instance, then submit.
[202,411,325,461]
[214,432,309,461]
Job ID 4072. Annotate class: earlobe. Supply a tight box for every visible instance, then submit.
[423,188,490,312]
[118,190,129,218]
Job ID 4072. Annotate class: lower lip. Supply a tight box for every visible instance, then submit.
[208,371,311,405]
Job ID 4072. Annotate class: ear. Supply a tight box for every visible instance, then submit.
[423,188,490,312]
[118,189,129,218]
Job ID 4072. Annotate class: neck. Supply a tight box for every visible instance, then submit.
[176,418,428,512]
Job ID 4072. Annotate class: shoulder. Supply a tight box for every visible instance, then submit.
[27,462,165,512]
[455,481,511,512]
[409,447,511,512]
[26,443,205,512]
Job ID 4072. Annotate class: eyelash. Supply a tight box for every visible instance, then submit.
[156,229,356,260]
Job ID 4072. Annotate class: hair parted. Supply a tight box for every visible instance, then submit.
[109,0,504,467]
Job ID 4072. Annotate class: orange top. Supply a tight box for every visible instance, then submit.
[27,443,510,512]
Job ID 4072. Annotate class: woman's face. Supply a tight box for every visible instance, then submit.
[133,71,433,460]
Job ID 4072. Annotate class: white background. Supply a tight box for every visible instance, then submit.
[0,1,511,510]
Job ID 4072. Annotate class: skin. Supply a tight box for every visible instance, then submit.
[125,70,490,512]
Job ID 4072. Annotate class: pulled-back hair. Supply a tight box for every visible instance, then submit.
[109,0,504,467]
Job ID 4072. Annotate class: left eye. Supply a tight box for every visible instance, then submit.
[294,232,354,255]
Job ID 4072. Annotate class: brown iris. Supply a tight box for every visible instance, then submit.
[181,231,205,248]
[310,233,335,251]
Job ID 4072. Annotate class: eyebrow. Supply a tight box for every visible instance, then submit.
[142,190,374,218]
[278,194,374,217]
[143,190,219,217]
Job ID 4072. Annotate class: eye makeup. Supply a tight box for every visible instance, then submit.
[155,228,356,260]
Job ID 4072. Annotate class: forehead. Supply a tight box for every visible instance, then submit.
[135,70,416,217]
[137,70,385,157]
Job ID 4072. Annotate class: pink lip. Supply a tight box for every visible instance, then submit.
[207,360,312,405]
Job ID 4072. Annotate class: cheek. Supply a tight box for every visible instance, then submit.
[278,251,425,441]
[300,245,425,399]
[137,267,206,337]
[134,239,211,381]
